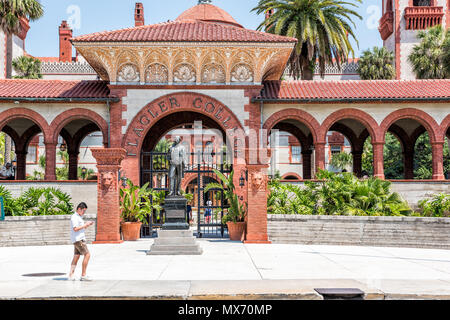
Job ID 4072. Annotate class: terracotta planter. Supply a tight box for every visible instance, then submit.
[121,222,142,241]
[227,222,246,241]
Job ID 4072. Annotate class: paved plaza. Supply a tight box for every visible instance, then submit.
[1,239,450,299]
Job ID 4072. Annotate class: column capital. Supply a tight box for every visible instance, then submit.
[91,148,127,167]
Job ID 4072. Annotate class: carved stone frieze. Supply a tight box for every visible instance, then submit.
[72,43,294,84]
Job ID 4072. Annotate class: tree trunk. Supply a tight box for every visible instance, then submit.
[4,135,11,164]
[4,34,13,164]
[301,60,314,80]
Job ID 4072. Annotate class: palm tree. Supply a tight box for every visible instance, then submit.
[408,25,449,79]
[442,28,450,78]
[0,0,44,164]
[357,46,395,80]
[252,0,362,80]
[12,55,42,79]
[0,0,43,35]
[330,152,353,172]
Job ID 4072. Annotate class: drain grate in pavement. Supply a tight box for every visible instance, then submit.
[22,273,66,277]
[314,288,365,300]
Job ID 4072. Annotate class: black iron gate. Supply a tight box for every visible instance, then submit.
[140,147,232,238]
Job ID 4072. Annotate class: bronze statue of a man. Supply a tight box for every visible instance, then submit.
[168,136,188,197]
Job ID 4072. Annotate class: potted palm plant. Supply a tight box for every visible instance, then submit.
[119,179,162,241]
[204,170,247,241]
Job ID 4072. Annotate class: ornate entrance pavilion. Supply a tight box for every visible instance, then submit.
[0,1,449,244]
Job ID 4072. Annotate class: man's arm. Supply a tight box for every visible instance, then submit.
[73,221,94,232]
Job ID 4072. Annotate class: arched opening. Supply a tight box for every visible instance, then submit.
[268,120,315,180]
[0,117,45,181]
[323,118,375,178]
[54,119,106,180]
[386,118,436,180]
[139,110,234,238]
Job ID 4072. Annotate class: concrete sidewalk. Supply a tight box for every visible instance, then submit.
[1,239,450,300]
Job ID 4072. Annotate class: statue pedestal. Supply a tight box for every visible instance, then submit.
[148,196,202,255]
[162,196,189,230]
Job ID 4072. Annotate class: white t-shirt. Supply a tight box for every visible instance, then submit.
[70,213,86,243]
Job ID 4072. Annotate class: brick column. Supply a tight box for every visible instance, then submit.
[431,141,445,181]
[68,151,79,181]
[91,148,127,244]
[403,148,414,180]
[244,148,271,244]
[15,151,27,180]
[302,150,312,180]
[372,142,385,179]
[352,150,363,178]
[44,142,57,181]
[314,142,326,176]
[108,87,127,148]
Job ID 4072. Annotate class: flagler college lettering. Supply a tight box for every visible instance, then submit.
[124,94,238,157]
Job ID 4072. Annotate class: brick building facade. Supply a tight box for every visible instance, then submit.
[0,1,449,243]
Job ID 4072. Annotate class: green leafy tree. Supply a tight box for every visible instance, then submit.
[0,0,44,37]
[268,170,413,216]
[419,193,450,217]
[408,25,449,79]
[12,55,42,79]
[383,133,404,179]
[252,0,362,80]
[204,170,246,224]
[443,32,450,77]
[330,152,353,172]
[119,180,162,224]
[357,46,395,80]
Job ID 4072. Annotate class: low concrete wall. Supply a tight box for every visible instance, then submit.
[389,181,450,210]
[0,181,98,215]
[268,214,450,249]
[0,214,97,247]
[283,181,450,210]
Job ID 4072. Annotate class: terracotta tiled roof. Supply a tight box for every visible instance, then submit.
[176,3,243,28]
[0,79,111,100]
[257,80,450,101]
[71,20,297,43]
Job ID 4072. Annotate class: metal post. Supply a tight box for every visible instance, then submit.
[0,196,4,221]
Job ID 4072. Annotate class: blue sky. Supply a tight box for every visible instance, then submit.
[26,0,383,58]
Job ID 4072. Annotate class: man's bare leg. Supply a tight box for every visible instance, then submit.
[69,255,80,278]
[81,253,90,277]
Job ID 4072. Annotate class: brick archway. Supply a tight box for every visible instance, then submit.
[380,108,444,180]
[50,108,109,145]
[319,108,381,143]
[123,92,245,156]
[281,172,302,181]
[380,108,441,143]
[263,108,320,143]
[0,108,50,141]
[441,114,450,140]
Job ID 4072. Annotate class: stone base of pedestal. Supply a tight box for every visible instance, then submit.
[147,229,203,255]
[162,196,189,230]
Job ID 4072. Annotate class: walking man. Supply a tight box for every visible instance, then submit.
[68,202,94,281]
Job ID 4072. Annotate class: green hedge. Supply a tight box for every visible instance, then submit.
[0,185,73,216]
[268,170,415,216]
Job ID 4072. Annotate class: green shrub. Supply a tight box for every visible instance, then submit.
[419,193,450,217]
[268,170,414,216]
[0,186,73,216]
